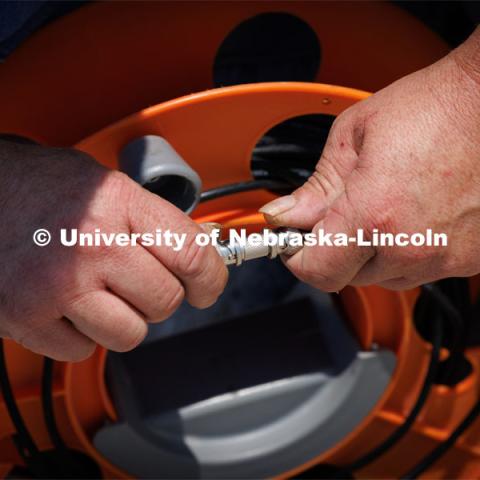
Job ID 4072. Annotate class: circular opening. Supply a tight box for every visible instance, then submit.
[213,12,321,87]
[144,174,197,213]
[251,113,336,191]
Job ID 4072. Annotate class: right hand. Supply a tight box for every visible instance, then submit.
[259,28,480,292]
[0,137,228,361]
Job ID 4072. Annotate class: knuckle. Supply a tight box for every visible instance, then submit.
[187,260,228,309]
[207,260,228,296]
[163,283,185,313]
[217,264,229,293]
[299,263,344,292]
[305,169,331,199]
[150,283,184,322]
[381,279,411,291]
[10,314,46,349]
[396,244,433,265]
[62,290,95,315]
[443,250,475,277]
[173,235,209,278]
[60,342,96,363]
[193,291,220,310]
[358,201,399,240]
[330,110,352,134]
[113,320,147,352]
[107,172,140,210]
[103,169,133,192]
[12,324,35,350]
[81,171,134,228]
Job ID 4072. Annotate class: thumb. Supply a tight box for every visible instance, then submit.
[259,117,360,230]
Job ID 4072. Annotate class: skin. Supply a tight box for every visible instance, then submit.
[260,28,480,292]
[1,30,479,361]
[0,139,228,361]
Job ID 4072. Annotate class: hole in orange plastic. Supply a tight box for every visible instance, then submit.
[213,12,321,87]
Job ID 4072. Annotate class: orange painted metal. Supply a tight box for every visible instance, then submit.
[0,2,478,479]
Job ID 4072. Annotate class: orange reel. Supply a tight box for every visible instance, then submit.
[0,2,478,479]
[72,82,480,479]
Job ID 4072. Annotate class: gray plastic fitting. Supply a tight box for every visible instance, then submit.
[119,135,202,214]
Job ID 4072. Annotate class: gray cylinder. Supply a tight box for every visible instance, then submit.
[119,135,202,214]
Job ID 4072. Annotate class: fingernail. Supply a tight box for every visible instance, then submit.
[259,195,297,220]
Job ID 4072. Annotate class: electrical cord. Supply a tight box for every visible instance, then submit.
[41,357,67,452]
[297,282,470,479]
[402,398,480,479]
[0,341,100,478]
[200,178,473,478]
[41,357,101,479]
[345,283,470,473]
[0,165,475,479]
[422,283,463,351]
[24,173,301,477]
[0,339,45,476]
[421,283,465,385]
[345,283,472,477]
[0,339,39,459]
[199,178,293,203]
[343,307,444,472]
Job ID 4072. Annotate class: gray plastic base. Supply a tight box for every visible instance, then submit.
[95,351,394,479]
[93,260,395,478]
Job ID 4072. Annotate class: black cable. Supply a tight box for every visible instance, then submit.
[0,340,99,478]
[200,178,470,477]
[341,283,468,475]
[201,177,474,480]
[200,178,292,203]
[402,398,480,479]
[422,283,463,351]
[422,283,465,385]
[41,357,67,451]
[0,339,40,467]
[42,357,95,479]
[343,283,467,472]
[344,309,444,472]
[1,168,473,479]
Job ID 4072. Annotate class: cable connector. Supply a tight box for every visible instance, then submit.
[202,224,304,266]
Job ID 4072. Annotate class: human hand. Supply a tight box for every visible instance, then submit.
[0,138,227,361]
[260,29,480,291]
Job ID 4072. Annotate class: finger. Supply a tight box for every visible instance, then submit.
[64,290,148,352]
[259,115,360,229]
[350,254,399,286]
[378,272,442,291]
[104,245,184,322]
[128,189,228,308]
[15,318,96,362]
[377,277,420,291]
[283,195,374,292]
[351,245,439,287]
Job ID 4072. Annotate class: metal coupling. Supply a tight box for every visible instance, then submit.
[209,225,304,266]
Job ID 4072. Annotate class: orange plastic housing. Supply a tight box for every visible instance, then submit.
[0,2,479,479]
